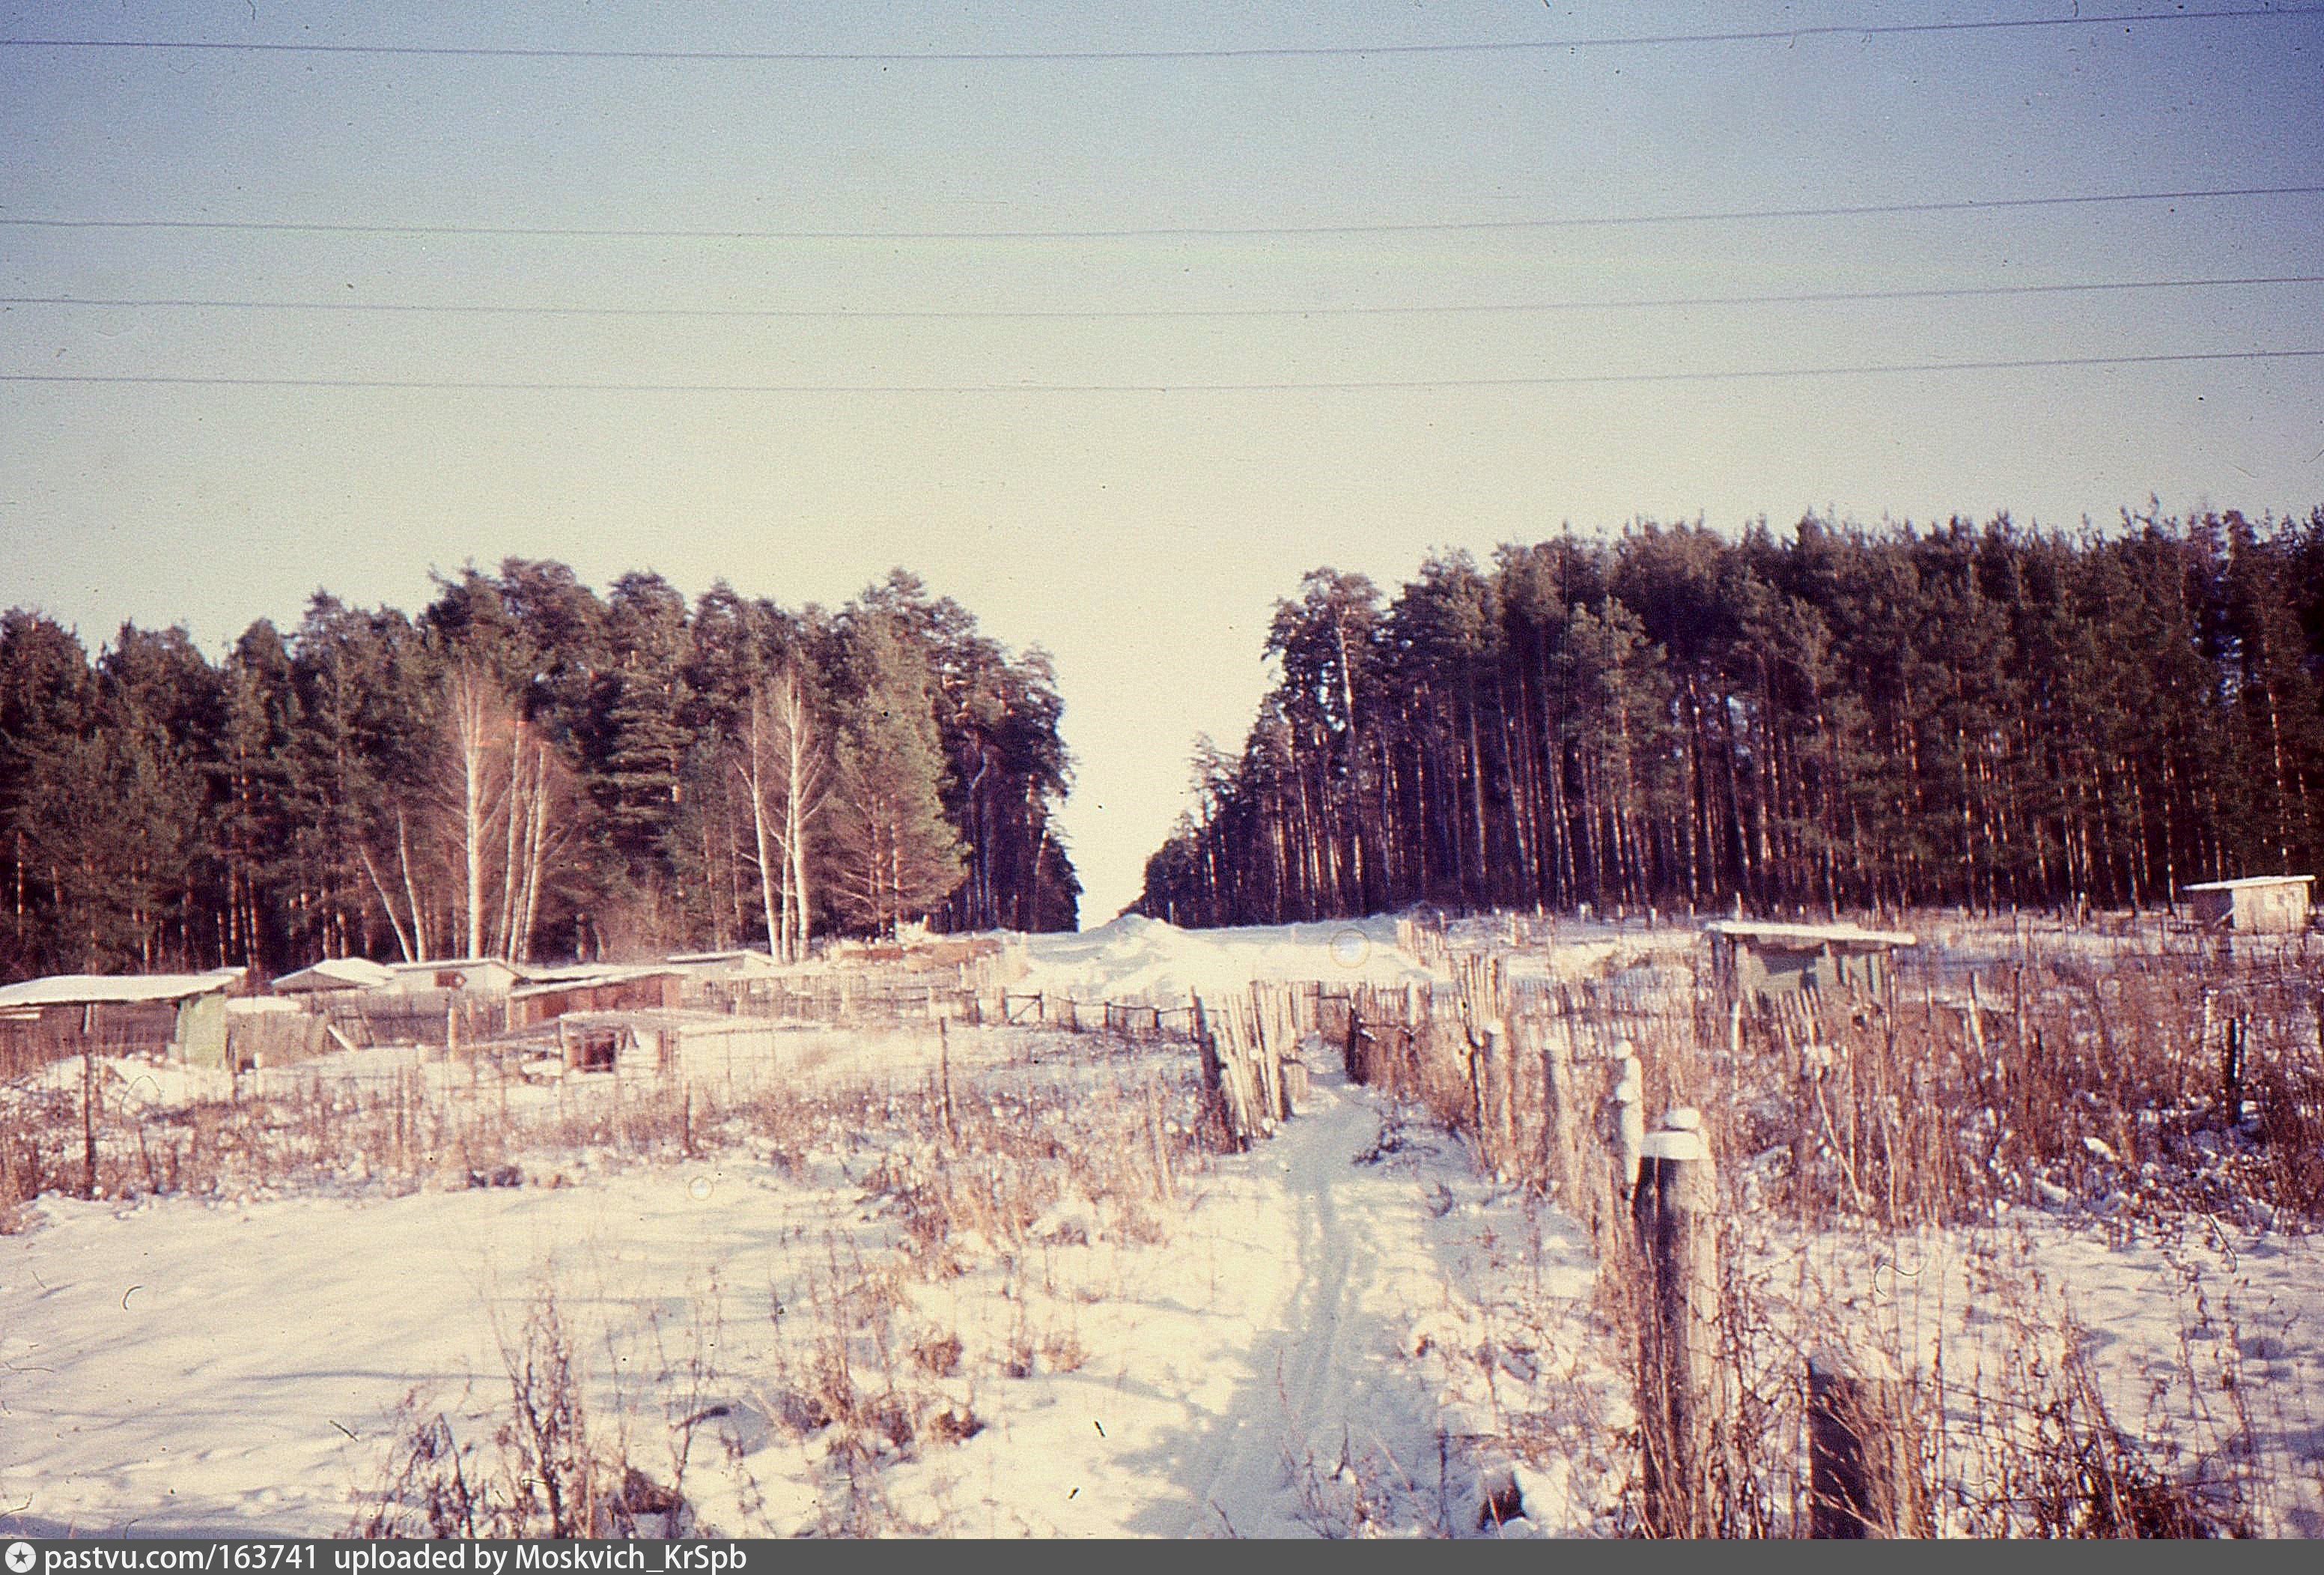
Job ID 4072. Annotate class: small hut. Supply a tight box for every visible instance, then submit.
[508,965,687,1030]
[1704,920,1917,1001]
[381,957,526,997]
[2183,875,2313,934]
[0,969,243,1075]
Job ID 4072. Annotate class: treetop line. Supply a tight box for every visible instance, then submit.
[9,504,2324,982]
[1136,507,2324,928]
[0,563,1077,981]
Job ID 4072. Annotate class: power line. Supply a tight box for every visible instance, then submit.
[4,185,2318,243]
[4,348,2319,394]
[1,8,2317,63]
[4,276,2319,323]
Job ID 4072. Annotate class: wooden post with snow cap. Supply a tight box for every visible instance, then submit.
[1607,1044,1645,1209]
[1807,1344,1924,1538]
[1634,1107,1720,1539]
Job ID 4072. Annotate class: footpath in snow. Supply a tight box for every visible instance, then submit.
[0,986,1603,1538]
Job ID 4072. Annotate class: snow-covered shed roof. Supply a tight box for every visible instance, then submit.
[0,969,243,1009]
[385,956,525,975]
[271,956,398,992]
[1703,920,1918,949]
[2182,875,2314,893]
[508,965,686,1001]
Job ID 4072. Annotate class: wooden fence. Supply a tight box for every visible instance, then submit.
[322,991,507,1051]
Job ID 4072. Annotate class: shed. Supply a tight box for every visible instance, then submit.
[538,1009,791,1087]
[1704,920,1917,1001]
[0,969,243,1074]
[508,966,687,1029]
[381,957,525,996]
[271,956,398,995]
[2183,875,2313,934]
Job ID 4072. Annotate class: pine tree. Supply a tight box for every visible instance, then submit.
[0,610,94,974]
[827,616,964,935]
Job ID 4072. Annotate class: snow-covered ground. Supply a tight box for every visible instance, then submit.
[4,911,2322,1537]
[1014,912,1435,1006]
[1,1044,1586,1536]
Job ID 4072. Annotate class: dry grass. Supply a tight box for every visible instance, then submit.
[1343,915,2324,1538]
[1336,924,2323,1236]
[351,1279,687,1538]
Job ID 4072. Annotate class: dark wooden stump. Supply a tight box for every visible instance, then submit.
[1807,1346,1925,1538]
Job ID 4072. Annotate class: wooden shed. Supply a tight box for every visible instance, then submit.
[382,957,526,997]
[2183,875,2313,934]
[508,966,687,1030]
[0,970,243,1076]
[1704,920,1917,1002]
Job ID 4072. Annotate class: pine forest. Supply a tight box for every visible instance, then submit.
[0,562,1079,977]
[1136,508,2324,927]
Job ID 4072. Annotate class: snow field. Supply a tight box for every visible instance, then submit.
[3,1007,1594,1537]
[7,909,2324,1538]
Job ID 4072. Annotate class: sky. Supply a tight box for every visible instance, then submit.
[1,1,2320,929]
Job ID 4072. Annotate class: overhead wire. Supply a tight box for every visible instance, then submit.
[4,18,2317,397]
[5,185,2320,241]
[5,348,2320,394]
[2,275,2317,321]
[1,7,2318,63]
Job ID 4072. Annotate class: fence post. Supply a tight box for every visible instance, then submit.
[1807,1345,1923,1538]
[1487,1019,1517,1171]
[1786,1020,1826,1218]
[82,1037,98,1201]
[1608,1047,1644,1209]
[1539,1016,1576,1195]
[1193,997,1239,1153]
[1146,1075,1174,1202]
[1634,1110,1719,1539]
[938,1017,958,1147]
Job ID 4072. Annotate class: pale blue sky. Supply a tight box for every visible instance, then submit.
[3,1,2321,925]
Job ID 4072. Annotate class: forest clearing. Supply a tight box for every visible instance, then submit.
[4,911,2320,1538]
[8,0,2323,1544]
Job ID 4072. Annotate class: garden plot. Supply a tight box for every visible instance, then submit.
[6,910,2324,1538]
[1,983,1584,1538]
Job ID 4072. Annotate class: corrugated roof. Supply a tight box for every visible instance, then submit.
[0,969,242,1008]
[508,965,684,1000]
[2182,875,2314,892]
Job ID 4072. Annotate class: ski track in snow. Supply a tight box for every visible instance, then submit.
[0,1051,1538,1538]
[1167,1070,1451,1538]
